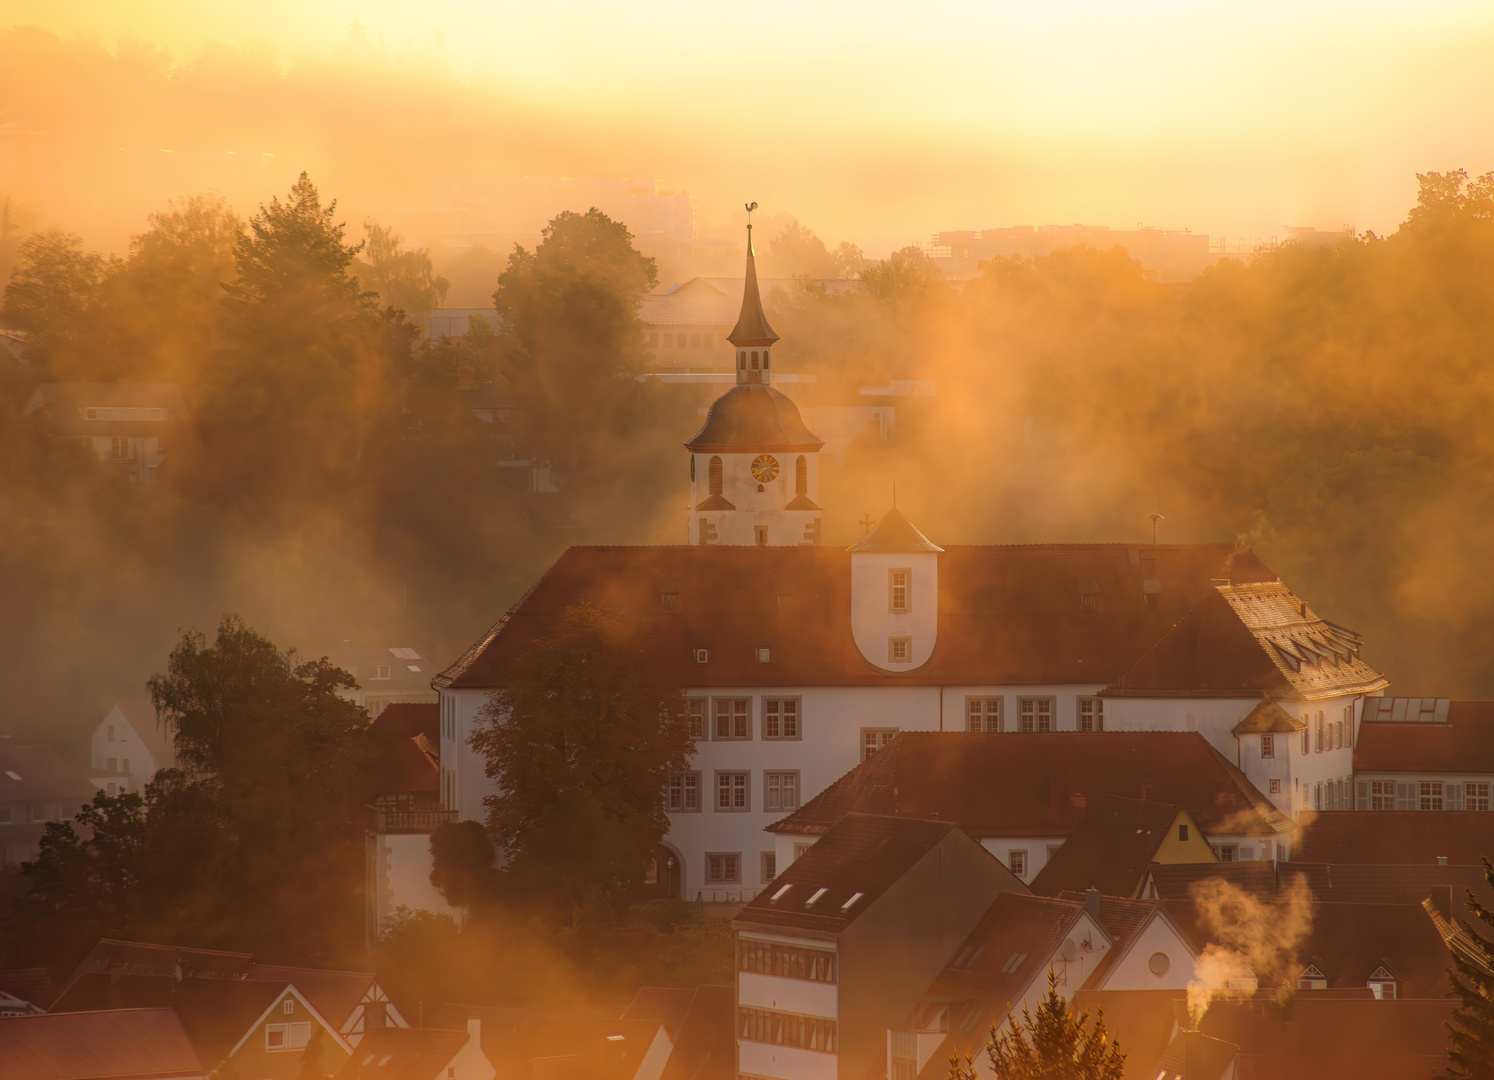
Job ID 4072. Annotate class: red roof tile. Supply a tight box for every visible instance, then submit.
[1294,811,1494,865]
[1144,860,1494,907]
[1030,795,1197,897]
[0,1008,202,1080]
[1355,700,1494,774]
[768,732,1291,839]
[437,544,1279,690]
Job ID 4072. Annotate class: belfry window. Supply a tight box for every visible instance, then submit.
[795,456,807,496]
[762,350,770,369]
[709,456,723,496]
[751,351,759,369]
[739,351,746,370]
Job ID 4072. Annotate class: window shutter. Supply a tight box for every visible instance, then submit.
[1446,782,1464,811]
[1356,781,1369,810]
[1395,782,1415,810]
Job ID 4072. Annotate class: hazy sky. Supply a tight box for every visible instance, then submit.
[12,0,1494,248]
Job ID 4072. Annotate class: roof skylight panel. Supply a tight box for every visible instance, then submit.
[805,887,828,908]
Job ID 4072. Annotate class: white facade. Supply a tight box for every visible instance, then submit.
[688,445,821,547]
[90,702,174,794]
[849,551,938,671]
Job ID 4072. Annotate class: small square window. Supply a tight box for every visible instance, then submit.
[706,852,741,884]
[888,636,911,664]
[662,592,679,612]
[757,647,771,663]
[1269,779,1282,793]
[1008,850,1028,878]
[967,697,1001,733]
[715,771,750,811]
[754,526,768,545]
[861,728,898,761]
[694,648,709,664]
[763,698,801,739]
[761,851,777,883]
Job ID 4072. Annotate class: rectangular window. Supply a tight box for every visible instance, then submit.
[754,526,769,546]
[685,698,706,739]
[889,569,911,612]
[1214,845,1238,861]
[765,771,800,812]
[888,636,911,663]
[713,698,751,740]
[666,772,700,812]
[1261,734,1275,759]
[265,1022,311,1051]
[111,436,131,459]
[793,842,812,862]
[662,591,679,612]
[716,771,750,811]
[1467,782,1491,812]
[1018,697,1053,733]
[1315,711,1326,752]
[761,851,776,883]
[763,698,801,739]
[1078,697,1103,732]
[1008,850,1027,878]
[861,728,898,761]
[706,852,741,883]
[738,940,837,982]
[967,697,1002,733]
[1419,781,1444,811]
[738,1007,838,1053]
[1301,726,1310,755]
[1269,779,1282,793]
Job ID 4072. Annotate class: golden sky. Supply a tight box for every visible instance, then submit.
[10,0,1494,249]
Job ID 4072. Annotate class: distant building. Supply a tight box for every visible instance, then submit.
[334,1021,494,1080]
[0,1007,206,1080]
[315,641,439,719]
[1352,697,1494,810]
[0,743,100,865]
[22,382,188,484]
[1028,794,1217,898]
[928,224,1222,284]
[90,700,175,795]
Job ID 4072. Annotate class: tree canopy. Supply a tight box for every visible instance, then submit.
[949,972,1125,1080]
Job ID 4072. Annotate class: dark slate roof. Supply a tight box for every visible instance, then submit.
[1162,900,1451,997]
[0,1008,203,1080]
[683,385,822,453]
[1143,860,1494,908]
[736,814,967,932]
[1355,700,1494,774]
[435,543,1278,690]
[0,744,102,807]
[426,1005,665,1080]
[335,1027,469,1080]
[768,732,1291,839]
[368,703,440,799]
[621,986,733,1080]
[1155,1029,1239,1080]
[845,507,943,554]
[1103,584,1387,701]
[1232,698,1306,735]
[1293,811,1494,865]
[727,249,778,347]
[1029,795,1195,897]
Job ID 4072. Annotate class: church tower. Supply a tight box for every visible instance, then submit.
[684,209,824,546]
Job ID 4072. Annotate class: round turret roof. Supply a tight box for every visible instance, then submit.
[684,384,824,453]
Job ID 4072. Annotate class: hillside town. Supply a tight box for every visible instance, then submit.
[2,205,1493,1080]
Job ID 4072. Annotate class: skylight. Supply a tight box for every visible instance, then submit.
[770,884,793,903]
[805,887,828,907]
[1000,952,1027,975]
[3,771,19,781]
[840,891,864,912]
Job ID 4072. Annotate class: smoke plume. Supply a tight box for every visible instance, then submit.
[1185,873,1315,1027]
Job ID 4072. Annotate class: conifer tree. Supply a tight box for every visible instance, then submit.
[948,971,1125,1080]
[1437,857,1494,1080]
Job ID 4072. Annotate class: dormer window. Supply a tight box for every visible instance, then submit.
[1367,966,1398,999]
[662,592,679,612]
[1297,965,1328,990]
[889,569,911,613]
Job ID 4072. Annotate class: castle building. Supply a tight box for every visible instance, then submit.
[431,220,1391,904]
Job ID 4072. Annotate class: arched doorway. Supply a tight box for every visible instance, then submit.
[645,842,682,899]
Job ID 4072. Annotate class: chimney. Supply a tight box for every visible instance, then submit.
[1139,780,1152,802]
[1085,887,1102,921]
[1431,886,1451,918]
[1438,856,1449,866]
[468,1016,481,1045]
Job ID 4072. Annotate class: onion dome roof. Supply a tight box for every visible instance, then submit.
[684,384,824,453]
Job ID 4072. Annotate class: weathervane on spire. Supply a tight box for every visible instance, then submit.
[745,202,758,254]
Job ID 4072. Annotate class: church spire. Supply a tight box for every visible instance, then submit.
[730,202,779,385]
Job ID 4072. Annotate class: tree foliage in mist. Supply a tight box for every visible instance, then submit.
[356,221,450,323]
[4,616,374,971]
[949,971,1125,1080]
[470,602,691,906]
[1436,857,1494,1080]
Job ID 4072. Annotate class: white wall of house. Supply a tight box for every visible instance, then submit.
[90,704,170,793]
[368,831,462,929]
[1093,913,1197,990]
[1353,772,1494,810]
[849,552,938,671]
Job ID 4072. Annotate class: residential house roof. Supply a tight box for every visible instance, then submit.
[620,986,734,1080]
[1294,811,1494,865]
[1355,700,1494,774]
[1161,900,1451,998]
[767,732,1291,839]
[737,814,985,933]
[0,744,103,809]
[0,1007,203,1080]
[1068,989,1184,1080]
[427,1005,666,1080]
[0,969,58,1011]
[434,544,1278,691]
[22,383,189,438]
[1153,1028,1239,1080]
[1102,584,1387,701]
[1030,796,1206,898]
[333,1027,470,1080]
[368,704,440,799]
[1142,860,1494,908]
[1231,698,1307,735]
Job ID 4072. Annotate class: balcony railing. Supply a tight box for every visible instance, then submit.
[368,806,457,833]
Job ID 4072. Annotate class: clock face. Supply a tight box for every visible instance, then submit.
[750,454,780,483]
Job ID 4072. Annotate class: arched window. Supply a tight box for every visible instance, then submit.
[762,349,770,369]
[709,456,723,496]
[739,351,746,370]
[795,455,808,496]
[751,351,759,370]
[690,456,696,481]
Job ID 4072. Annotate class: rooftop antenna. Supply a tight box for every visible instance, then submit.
[1147,513,1164,547]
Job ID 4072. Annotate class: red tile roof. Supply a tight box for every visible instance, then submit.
[1030,795,1199,897]
[0,1007,203,1080]
[1355,700,1494,774]
[436,544,1279,690]
[368,704,440,798]
[1103,584,1387,700]
[1144,860,1494,908]
[1294,811,1494,865]
[767,732,1292,839]
[334,1027,468,1080]
[620,986,734,1080]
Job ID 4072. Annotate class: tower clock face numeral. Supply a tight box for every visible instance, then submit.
[750,455,780,483]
